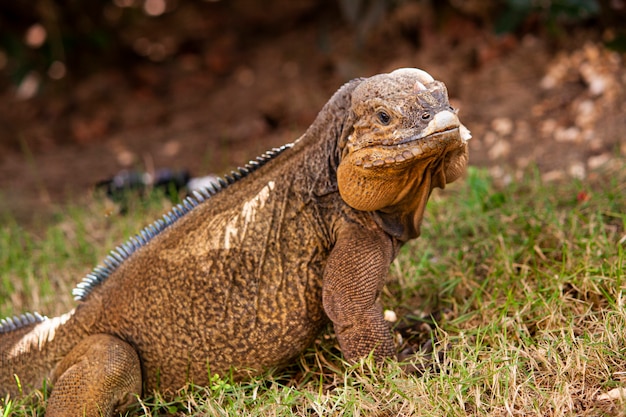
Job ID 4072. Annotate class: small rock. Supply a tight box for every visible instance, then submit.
[108,140,136,167]
[540,119,557,136]
[491,117,514,136]
[540,73,558,90]
[568,162,586,179]
[383,309,397,323]
[580,62,607,96]
[540,55,568,90]
[554,126,580,143]
[542,170,565,182]
[487,139,511,159]
[575,99,596,129]
[597,387,626,401]
[588,153,611,170]
[483,130,498,147]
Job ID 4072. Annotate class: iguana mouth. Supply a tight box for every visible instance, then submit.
[396,126,458,146]
[353,124,470,169]
[350,110,471,169]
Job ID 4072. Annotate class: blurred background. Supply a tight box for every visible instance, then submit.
[0,0,624,224]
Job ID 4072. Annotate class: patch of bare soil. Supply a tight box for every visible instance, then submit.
[0,1,624,226]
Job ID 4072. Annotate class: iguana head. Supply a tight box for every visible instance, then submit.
[337,68,471,212]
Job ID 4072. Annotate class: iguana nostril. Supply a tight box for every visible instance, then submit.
[421,113,431,120]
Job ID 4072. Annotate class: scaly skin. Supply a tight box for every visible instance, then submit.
[0,68,470,416]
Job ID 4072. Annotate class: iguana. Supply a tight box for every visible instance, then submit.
[0,68,470,416]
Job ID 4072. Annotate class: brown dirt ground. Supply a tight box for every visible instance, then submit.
[0,1,624,227]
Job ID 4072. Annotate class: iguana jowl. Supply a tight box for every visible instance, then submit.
[0,68,470,416]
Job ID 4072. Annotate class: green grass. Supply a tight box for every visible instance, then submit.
[1,161,625,416]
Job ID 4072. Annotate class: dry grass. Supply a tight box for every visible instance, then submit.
[1,160,625,416]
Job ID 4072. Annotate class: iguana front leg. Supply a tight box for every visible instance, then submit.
[322,224,396,361]
[46,334,142,417]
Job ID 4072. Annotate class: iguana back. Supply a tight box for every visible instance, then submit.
[77,137,345,390]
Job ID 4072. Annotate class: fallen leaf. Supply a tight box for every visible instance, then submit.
[577,191,590,203]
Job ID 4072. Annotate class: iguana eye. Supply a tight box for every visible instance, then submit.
[377,110,391,125]
[421,112,431,120]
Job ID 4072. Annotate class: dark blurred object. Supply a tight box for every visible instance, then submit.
[95,168,228,215]
[96,168,190,202]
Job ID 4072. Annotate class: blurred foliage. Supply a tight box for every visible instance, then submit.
[0,0,621,95]
[494,0,600,34]
[0,0,333,94]
[0,0,137,89]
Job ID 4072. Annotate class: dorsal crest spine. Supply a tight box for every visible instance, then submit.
[72,143,293,301]
[71,144,293,301]
[0,312,47,334]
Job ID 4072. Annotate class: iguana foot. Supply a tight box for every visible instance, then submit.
[46,334,142,417]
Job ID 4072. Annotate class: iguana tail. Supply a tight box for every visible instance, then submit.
[0,310,79,397]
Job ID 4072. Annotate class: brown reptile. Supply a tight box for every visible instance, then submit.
[0,68,470,416]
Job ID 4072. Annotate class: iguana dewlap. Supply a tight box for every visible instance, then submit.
[0,68,470,416]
